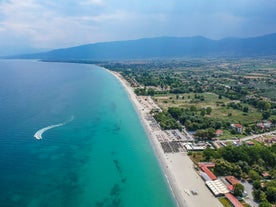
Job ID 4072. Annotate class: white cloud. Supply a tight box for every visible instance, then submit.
[80,0,105,6]
[0,0,275,55]
[0,0,103,49]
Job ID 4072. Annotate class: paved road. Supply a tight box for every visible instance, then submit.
[243,181,259,207]
[223,130,276,142]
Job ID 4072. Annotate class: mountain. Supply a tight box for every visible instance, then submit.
[8,33,276,60]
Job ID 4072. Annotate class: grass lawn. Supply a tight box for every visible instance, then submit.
[218,130,245,140]
[154,92,228,110]
[154,92,263,126]
[219,197,232,207]
[188,152,204,163]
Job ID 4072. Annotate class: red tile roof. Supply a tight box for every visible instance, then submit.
[225,176,240,186]
[227,185,234,191]
[198,162,215,168]
[262,172,270,177]
[198,162,217,180]
[225,193,244,207]
[201,166,217,180]
[233,124,242,128]
[215,130,224,135]
[246,141,254,145]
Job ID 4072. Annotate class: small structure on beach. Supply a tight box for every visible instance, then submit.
[184,144,206,151]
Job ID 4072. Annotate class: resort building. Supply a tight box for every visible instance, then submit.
[198,162,217,180]
[225,176,240,186]
[206,180,229,197]
[225,193,244,207]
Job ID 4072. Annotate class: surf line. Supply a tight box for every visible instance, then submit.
[34,116,74,140]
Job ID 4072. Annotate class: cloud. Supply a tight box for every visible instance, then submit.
[0,0,275,55]
[0,0,102,49]
[80,0,105,6]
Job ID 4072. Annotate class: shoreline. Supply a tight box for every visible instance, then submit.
[107,69,223,207]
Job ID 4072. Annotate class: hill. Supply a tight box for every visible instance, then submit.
[8,33,276,60]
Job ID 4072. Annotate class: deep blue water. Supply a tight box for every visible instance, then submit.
[0,60,175,207]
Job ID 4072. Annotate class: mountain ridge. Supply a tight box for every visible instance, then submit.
[7,33,276,60]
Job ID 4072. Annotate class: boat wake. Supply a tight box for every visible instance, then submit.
[34,116,74,140]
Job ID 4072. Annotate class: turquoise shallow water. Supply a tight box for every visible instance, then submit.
[0,60,176,207]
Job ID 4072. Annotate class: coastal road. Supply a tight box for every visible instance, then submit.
[223,130,276,143]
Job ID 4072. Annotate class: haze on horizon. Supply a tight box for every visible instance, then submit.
[0,0,275,56]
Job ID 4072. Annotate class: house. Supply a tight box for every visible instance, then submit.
[262,172,270,179]
[231,124,243,134]
[256,120,272,130]
[246,141,254,146]
[215,129,224,137]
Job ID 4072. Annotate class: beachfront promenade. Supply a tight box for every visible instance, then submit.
[109,70,223,207]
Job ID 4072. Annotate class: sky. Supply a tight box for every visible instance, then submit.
[0,0,276,55]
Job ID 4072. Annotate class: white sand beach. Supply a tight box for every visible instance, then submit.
[108,70,223,207]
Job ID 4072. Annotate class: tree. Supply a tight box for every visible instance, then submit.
[190,105,197,112]
[264,102,271,110]
[206,107,212,115]
[214,159,242,177]
[260,191,268,202]
[200,109,206,116]
[253,180,261,190]
[245,126,252,134]
[262,111,271,120]
[147,88,155,96]
[203,148,218,161]
[248,169,261,181]
[265,181,276,203]
[253,189,262,201]
[168,107,182,120]
[243,106,249,113]
[266,186,276,203]
[207,128,216,139]
[233,183,244,197]
[259,201,271,207]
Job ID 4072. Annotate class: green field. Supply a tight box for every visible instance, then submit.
[154,92,263,125]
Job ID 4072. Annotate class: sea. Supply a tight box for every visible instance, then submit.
[0,60,176,207]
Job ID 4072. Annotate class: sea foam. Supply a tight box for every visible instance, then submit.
[34,116,74,140]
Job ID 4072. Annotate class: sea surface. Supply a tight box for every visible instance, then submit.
[0,60,176,207]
